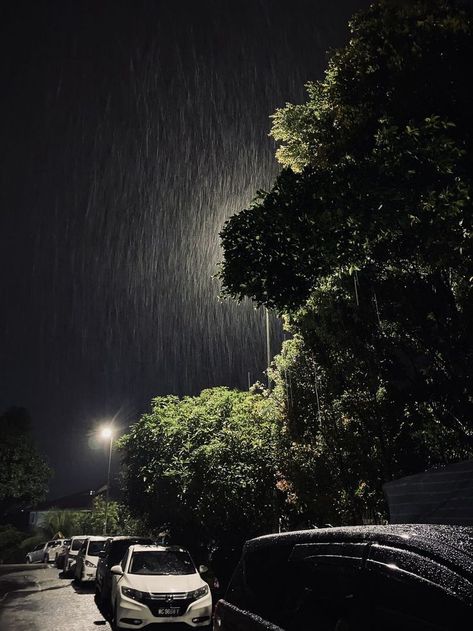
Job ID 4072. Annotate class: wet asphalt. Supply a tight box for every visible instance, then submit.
[0,566,111,631]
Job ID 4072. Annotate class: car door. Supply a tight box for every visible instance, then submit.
[75,540,87,579]
[111,548,130,610]
[31,543,46,563]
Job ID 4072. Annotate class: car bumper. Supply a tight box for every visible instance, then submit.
[116,594,212,629]
[81,570,97,582]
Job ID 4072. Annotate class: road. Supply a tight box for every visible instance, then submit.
[0,565,110,631]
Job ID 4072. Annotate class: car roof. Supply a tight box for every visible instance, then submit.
[249,523,473,549]
[128,544,187,553]
[107,536,154,546]
[85,536,107,541]
[245,524,473,579]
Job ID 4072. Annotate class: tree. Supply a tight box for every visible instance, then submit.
[219,1,473,523]
[42,509,83,538]
[0,407,51,519]
[118,388,280,556]
[220,0,472,311]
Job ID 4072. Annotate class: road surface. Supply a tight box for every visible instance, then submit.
[0,565,110,631]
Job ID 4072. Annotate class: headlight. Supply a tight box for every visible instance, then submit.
[187,584,209,600]
[122,586,146,602]
[85,560,96,568]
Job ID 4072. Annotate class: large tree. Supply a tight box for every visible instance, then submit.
[0,407,51,519]
[118,388,280,557]
[220,1,473,523]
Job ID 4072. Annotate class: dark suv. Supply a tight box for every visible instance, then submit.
[94,536,154,619]
[214,525,473,631]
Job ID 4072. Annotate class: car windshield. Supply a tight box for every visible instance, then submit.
[110,539,154,564]
[88,540,106,556]
[129,551,195,575]
[72,538,85,550]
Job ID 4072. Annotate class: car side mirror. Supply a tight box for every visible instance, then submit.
[199,565,208,574]
[98,550,106,558]
[111,565,123,575]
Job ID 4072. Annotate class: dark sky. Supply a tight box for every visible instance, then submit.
[0,0,371,497]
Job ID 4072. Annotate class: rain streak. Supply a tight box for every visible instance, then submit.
[0,0,368,493]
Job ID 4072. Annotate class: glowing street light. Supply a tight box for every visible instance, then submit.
[99,425,114,535]
[101,426,113,440]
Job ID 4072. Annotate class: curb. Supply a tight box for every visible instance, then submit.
[0,564,48,576]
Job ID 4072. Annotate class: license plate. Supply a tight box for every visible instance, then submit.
[157,607,180,616]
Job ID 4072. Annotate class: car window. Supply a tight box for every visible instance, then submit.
[281,553,464,631]
[87,540,106,556]
[129,550,195,575]
[34,544,45,551]
[110,539,153,564]
[71,538,85,551]
[111,542,133,564]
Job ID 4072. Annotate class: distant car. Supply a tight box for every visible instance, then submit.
[55,538,71,569]
[63,535,90,576]
[26,539,66,564]
[95,536,154,620]
[214,524,473,631]
[110,544,212,630]
[74,536,107,583]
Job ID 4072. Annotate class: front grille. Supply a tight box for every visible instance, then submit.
[142,624,192,631]
[149,592,188,600]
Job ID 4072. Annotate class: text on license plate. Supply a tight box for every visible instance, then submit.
[157,607,180,616]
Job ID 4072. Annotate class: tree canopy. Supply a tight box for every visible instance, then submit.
[118,387,280,554]
[0,407,51,518]
[220,0,472,312]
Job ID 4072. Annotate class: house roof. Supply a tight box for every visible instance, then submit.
[32,486,107,511]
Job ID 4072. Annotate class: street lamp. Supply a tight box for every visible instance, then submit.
[100,425,114,535]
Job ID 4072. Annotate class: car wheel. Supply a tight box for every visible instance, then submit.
[111,602,119,631]
[94,587,109,620]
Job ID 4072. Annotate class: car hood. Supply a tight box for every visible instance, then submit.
[123,572,203,593]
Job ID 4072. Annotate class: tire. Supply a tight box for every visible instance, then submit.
[95,587,110,621]
[111,602,119,631]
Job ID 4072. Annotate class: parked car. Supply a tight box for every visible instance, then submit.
[110,544,212,630]
[95,536,154,620]
[55,538,72,569]
[64,535,90,576]
[74,536,107,583]
[214,524,473,631]
[25,539,67,564]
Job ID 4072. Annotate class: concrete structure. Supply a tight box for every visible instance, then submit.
[28,485,107,529]
[383,459,473,526]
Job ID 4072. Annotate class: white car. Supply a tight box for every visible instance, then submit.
[26,539,67,564]
[74,536,107,582]
[64,535,91,575]
[110,545,212,630]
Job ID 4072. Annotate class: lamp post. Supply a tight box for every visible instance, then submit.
[265,307,271,390]
[100,426,113,535]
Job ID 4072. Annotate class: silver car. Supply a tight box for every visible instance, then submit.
[26,539,66,564]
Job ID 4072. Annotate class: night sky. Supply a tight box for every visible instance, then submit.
[0,0,371,497]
